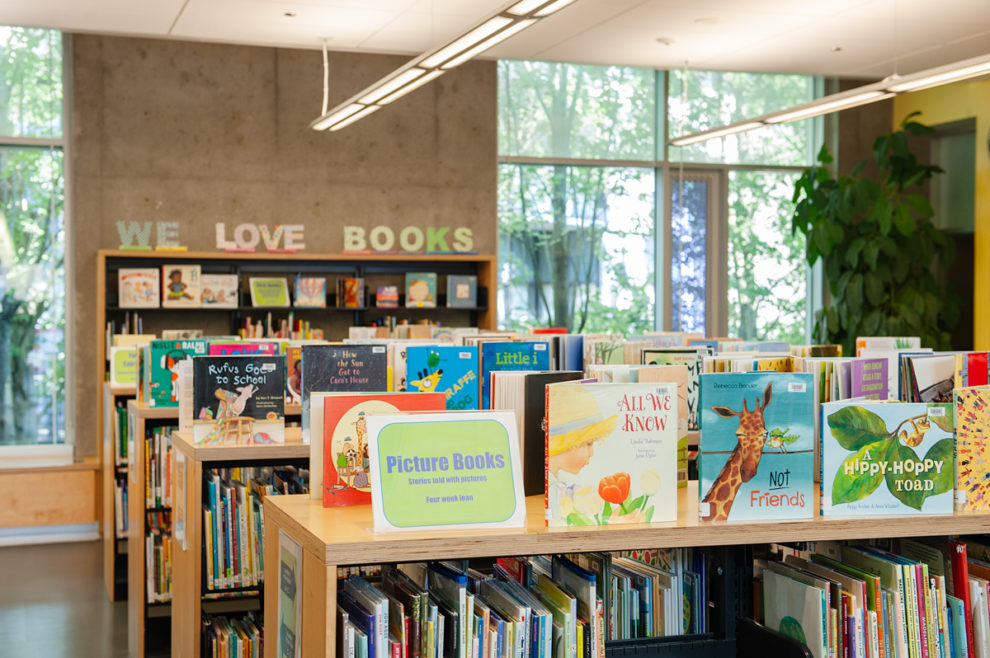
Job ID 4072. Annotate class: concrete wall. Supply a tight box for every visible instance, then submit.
[70,35,497,456]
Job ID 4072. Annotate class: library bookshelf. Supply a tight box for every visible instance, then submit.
[102,382,134,602]
[171,427,310,658]
[261,482,990,658]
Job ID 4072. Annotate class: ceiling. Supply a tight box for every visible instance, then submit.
[3,0,990,78]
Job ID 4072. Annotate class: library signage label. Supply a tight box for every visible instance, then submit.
[366,411,526,532]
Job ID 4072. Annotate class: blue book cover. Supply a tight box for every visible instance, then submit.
[699,372,814,522]
[820,400,954,517]
[480,342,549,409]
[405,345,480,410]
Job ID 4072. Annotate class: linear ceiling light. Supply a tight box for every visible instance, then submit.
[312,0,576,131]
[668,52,990,146]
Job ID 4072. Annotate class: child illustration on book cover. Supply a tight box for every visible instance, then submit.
[166,269,194,302]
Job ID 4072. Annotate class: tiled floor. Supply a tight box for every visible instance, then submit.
[0,540,129,657]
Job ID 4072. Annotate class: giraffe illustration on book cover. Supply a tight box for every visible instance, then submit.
[699,372,814,522]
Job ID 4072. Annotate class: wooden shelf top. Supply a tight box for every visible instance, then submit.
[265,482,990,567]
[105,382,136,396]
[172,427,309,462]
[126,399,181,419]
[99,249,495,264]
[286,403,302,416]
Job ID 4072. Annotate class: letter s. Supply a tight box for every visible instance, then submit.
[452,227,473,252]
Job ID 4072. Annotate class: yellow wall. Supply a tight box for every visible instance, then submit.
[893,79,990,349]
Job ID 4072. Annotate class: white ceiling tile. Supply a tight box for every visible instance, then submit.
[0,0,184,35]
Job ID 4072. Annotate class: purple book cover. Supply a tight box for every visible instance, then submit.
[850,358,887,400]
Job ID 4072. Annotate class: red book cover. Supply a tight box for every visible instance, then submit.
[969,352,988,386]
[949,540,975,657]
[532,328,568,334]
[323,393,445,507]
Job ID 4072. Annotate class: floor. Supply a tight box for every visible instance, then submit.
[0,540,130,657]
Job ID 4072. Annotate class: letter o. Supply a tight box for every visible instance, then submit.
[399,226,425,252]
[370,226,395,251]
[234,223,260,248]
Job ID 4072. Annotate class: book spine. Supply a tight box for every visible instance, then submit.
[916,565,930,658]
[950,542,976,658]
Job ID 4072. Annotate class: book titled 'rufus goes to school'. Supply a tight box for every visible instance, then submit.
[545,382,678,527]
[698,372,814,523]
[322,392,445,508]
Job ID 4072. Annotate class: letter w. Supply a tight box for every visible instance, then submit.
[116,221,153,246]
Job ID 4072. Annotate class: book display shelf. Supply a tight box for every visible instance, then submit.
[170,428,309,658]
[261,484,990,658]
[102,381,134,602]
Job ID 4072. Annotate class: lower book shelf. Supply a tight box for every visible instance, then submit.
[260,485,990,658]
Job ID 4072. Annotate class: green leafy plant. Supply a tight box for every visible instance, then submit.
[827,406,954,510]
[791,112,958,354]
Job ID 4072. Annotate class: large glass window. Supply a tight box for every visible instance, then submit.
[498,59,820,338]
[0,27,66,445]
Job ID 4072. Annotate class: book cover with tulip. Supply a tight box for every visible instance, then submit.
[698,372,814,523]
[820,400,954,516]
[544,382,678,527]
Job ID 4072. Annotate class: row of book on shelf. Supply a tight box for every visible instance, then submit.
[202,611,262,658]
[106,331,990,528]
[117,265,479,310]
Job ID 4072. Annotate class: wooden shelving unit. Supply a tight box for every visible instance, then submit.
[261,482,990,658]
[170,428,309,658]
[102,382,135,602]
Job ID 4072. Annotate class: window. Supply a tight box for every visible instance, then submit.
[498,61,821,337]
[0,27,66,446]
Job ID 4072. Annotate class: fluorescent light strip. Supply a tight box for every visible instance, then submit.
[312,103,365,131]
[328,105,381,131]
[358,68,427,105]
[534,0,577,17]
[764,91,891,124]
[442,20,537,70]
[420,16,514,69]
[886,61,990,92]
[506,0,550,15]
[378,70,445,105]
[669,122,763,146]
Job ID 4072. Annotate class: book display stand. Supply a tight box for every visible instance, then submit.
[102,381,135,602]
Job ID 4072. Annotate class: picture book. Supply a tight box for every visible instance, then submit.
[637,365,690,489]
[519,371,583,495]
[762,568,827,658]
[820,400,954,516]
[446,275,477,308]
[109,346,139,388]
[955,386,990,513]
[322,392,445,507]
[480,341,549,409]
[161,329,204,340]
[141,339,210,407]
[192,355,285,444]
[118,268,160,308]
[161,264,201,308]
[208,341,277,356]
[855,336,921,356]
[642,348,704,430]
[294,277,327,308]
[335,277,364,308]
[286,346,302,404]
[698,372,814,522]
[405,272,437,308]
[301,344,389,443]
[545,382,679,527]
[405,346,480,410]
[849,357,888,400]
[201,274,239,308]
[375,285,399,308]
[905,353,955,403]
[249,277,290,307]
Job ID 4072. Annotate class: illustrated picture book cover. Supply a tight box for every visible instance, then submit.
[637,364,690,489]
[334,277,364,308]
[545,382,679,527]
[848,357,888,400]
[161,264,201,308]
[294,277,327,308]
[322,392,445,508]
[286,346,302,404]
[446,275,477,308]
[118,268,160,308]
[956,386,990,513]
[699,372,814,523]
[375,285,399,308]
[249,277,290,307]
[820,400,954,516]
[405,272,437,308]
[642,348,704,431]
[405,345,480,410]
[480,341,549,409]
[142,339,210,407]
[300,344,389,443]
[208,341,277,356]
[761,568,827,658]
[192,354,286,444]
[201,274,239,308]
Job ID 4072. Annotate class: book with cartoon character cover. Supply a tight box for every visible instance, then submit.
[301,344,388,444]
[544,381,678,527]
[322,392,445,507]
[140,339,209,407]
[405,345,480,410]
[820,399,954,517]
[161,264,202,308]
[698,372,814,523]
[193,355,285,444]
